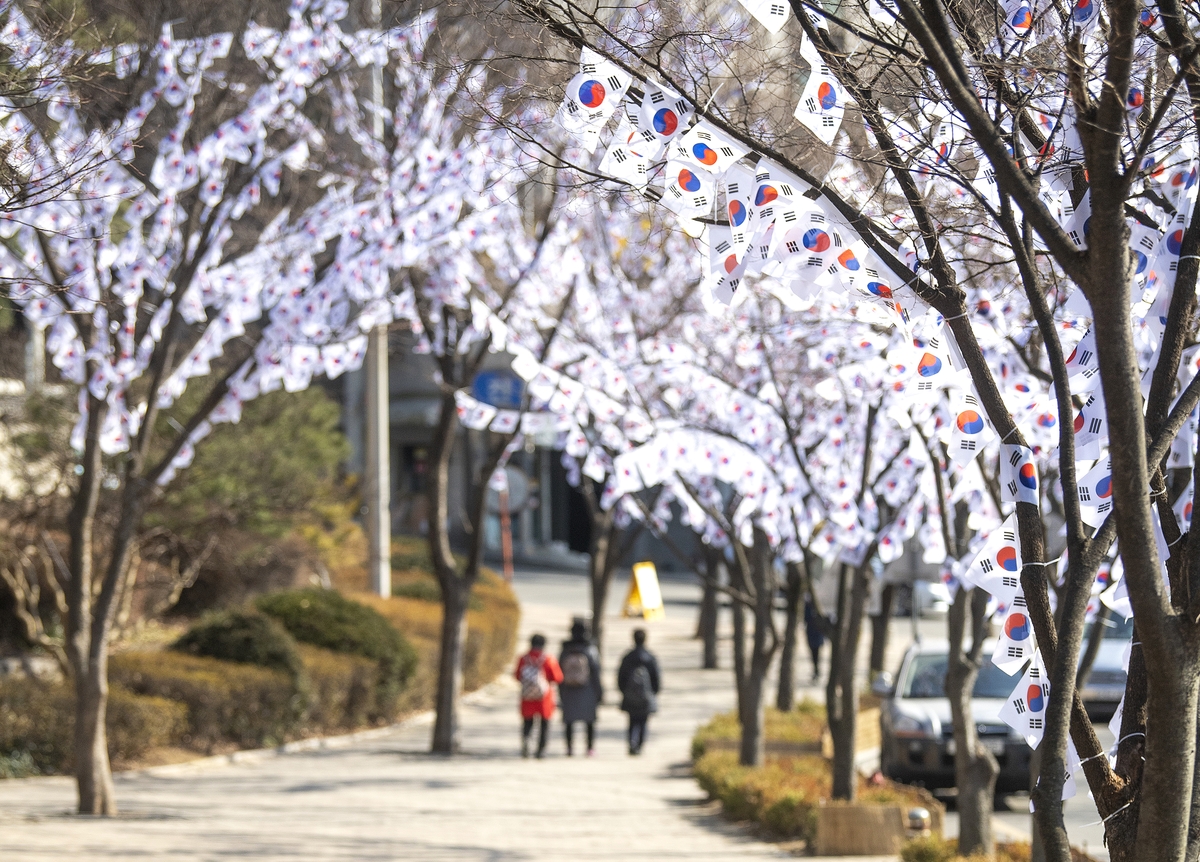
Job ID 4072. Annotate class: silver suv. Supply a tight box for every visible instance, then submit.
[876,640,1032,794]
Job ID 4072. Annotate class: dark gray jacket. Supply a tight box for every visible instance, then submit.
[617,646,661,716]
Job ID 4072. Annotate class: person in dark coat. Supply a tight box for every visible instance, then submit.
[804,597,826,683]
[558,620,603,756]
[616,628,660,755]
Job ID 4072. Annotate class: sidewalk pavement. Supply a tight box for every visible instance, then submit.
[0,568,907,861]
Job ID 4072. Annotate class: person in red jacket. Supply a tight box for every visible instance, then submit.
[515,634,563,758]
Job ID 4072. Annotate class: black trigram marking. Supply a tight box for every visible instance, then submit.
[719,146,734,157]
[807,256,823,267]
[960,440,977,451]
[715,240,731,254]
[1029,718,1043,730]
[1007,646,1023,657]
[1009,450,1024,466]
[981,559,995,574]
[649,91,665,104]
[1014,699,1027,714]
[1002,576,1019,589]
[786,241,799,254]
[1007,481,1018,496]
[611,149,627,164]
[1079,487,1092,502]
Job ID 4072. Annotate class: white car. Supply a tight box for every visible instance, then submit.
[875,640,1032,793]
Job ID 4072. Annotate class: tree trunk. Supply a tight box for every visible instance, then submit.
[67,394,116,815]
[738,529,779,767]
[72,658,115,815]
[699,548,720,670]
[947,587,999,857]
[869,583,895,678]
[730,553,748,719]
[431,583,468,753]
[588,507,616,662]
[830,560,870,800]
[777,560,803,711]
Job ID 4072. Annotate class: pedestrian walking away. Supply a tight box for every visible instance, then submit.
[559,619,603,756]
[515,634,563,758]
[804,596,826,684]
[617,628,660,755]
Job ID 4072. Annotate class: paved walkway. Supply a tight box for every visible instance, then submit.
[0,569,900,861]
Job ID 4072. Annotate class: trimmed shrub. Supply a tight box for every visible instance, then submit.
[297,645,379,732]
[173,609,304,679]
[256,588,416,719]
[110,651,305,752]
[692,701,825,759]
[0,677,186,775]
[900,836,1095,862]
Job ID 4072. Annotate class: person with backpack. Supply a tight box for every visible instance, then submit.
[616,628,661,755]
[515,634,563,758]
[558,619,602,756]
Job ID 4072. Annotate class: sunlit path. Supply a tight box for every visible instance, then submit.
[0,569,795,861]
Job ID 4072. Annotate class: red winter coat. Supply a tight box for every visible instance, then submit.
[515,650,563,719]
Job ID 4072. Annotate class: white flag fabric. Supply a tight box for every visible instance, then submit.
[794,35,848,145]
[1073,386,1108,458]
[1000,443,1040,505]
[961,514,1023,605]
[1065,328,1100,393]
[660,158,716,215]
[992,587,1036,674]
[736,0,791,33]
[1076,456,1114,527]
[999,648,1049,748]
[674,121,749,178]
[634,83,693,158]
[949,390,995,467]
[554,48,632,153]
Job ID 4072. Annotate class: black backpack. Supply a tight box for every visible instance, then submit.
[625,664,654,712]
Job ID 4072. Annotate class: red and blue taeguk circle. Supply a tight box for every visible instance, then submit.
[1096,475,1112,499]
[724,254,739,274]
[957,410,984,434]
[1027,684,1046,712]
[867,281,892,298]
[1019,462,1038,489]
[818,82,837,110]
[1037,412,1056,428]
[917,352,943,377]
[729,200,748,226]
[997,545,1019,572]
[678,169,702,192]
[692,143,719,165]
[578,80,606,108]
[1005,612,1031,641]
[802,228,831,252]
[1168,229,1185,255]
[653,108,678,136]
[1128,88,1145,109]
[1073,0,1093,22]
[755,184,778,206]
[837,248,860,270]
[1010,4,1032,31]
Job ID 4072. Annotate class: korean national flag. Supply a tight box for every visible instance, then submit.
[999,648,1049,748]
[907,329,957,400]
[992,586,1036,674]
[635,83,693,158]
[661,158,716,216]
[949,390,994,467]
[555,47,632,153]
[751,161,807,225]
[961,514,1023,606]
[722,164,758,256]
[794,34,848,145]
[1076,455,1114,528]
[1065,327,1100,394]
[736,0,791,33]
[1072,386,1108,459]
[1000,443,1040,505]
[599,129,650,189]
[704,224,748,305]
[674,121,749,178]
[770,204,845,268]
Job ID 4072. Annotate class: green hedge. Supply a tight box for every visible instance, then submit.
[173,609,305,679]
[257,588,416,717]
[110,651,306,752]
[297,645,380,732]
[0,677,186,776]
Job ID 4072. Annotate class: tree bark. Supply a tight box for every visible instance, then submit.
[777,560,803,711]
[699,547,720,670]
[868,582,895,679]
[588,505,616,662]
[738,529,779,767]
[947,587,999,856]
[829,560,869,800]
[66,394,116,815]
[431,583,468,753]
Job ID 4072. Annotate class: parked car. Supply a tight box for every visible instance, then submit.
[1079,613,1133,720]
[876,640,1032,794]
[894,580,953,617]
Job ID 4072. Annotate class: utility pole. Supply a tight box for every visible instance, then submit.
[365,0,390,598]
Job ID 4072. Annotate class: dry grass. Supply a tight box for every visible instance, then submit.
[901,835,1099,862]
